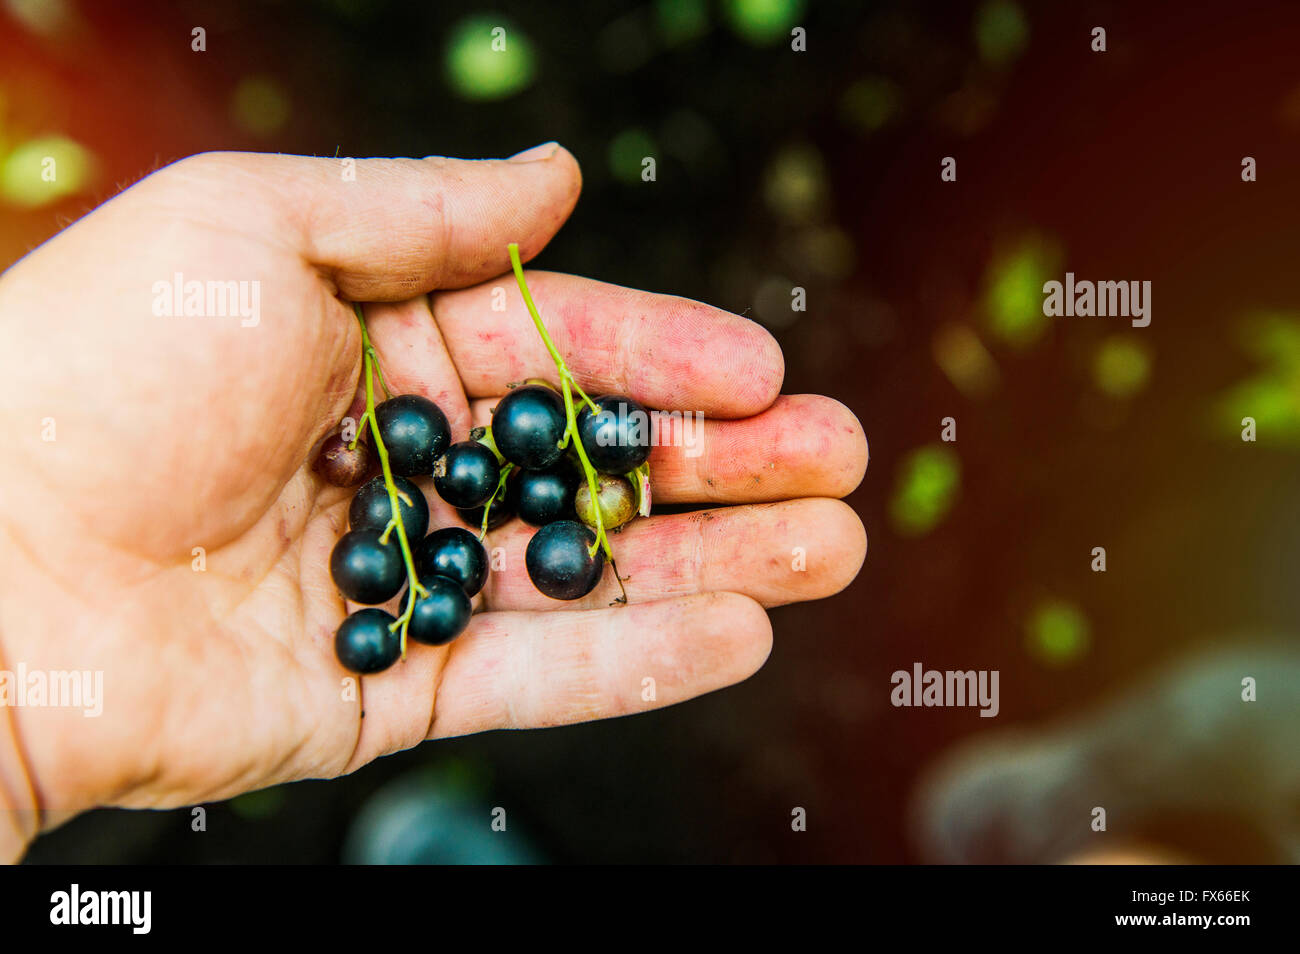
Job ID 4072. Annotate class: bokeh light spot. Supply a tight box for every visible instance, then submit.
[796,225,855,279]
[840,77,901,133]
[752,274,801,330]
[975,0,1029,67]
[763,142,827,223]
[0,135,94,208]
[1240,311,1300,369]
[445,16,536,101]
[1212,313,1300,442]
[231,77,290,137]
[656,0,709,46]
[723,0,807,47]
[598,10,656,74]
[1025,599,1090,666]
[984,236,1060,349]
[933,323,999,398]
[4,0,73,36]
[607,127,657,184]
[890,445,961,537]
[1094,335,1151,398]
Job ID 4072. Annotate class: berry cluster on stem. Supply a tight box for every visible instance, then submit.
[348,302,427,653]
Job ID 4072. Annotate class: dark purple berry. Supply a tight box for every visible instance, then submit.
[313,433,372,487]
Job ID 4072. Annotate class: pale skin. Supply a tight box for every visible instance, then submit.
[0,144,868,862]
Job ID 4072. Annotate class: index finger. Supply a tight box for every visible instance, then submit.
[431,271,785,418]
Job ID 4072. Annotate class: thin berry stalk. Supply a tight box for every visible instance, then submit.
[352,302,427,653]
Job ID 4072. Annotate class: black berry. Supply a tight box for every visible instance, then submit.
[414,526,489,597]
[329,529,406,604]
[457,496,515,532]
[374,394,450,477]
[433,440,501,509]
[511,459,579,526]
[349,475,429,542]
[525,520,605,600]
[492,385,566,470]
[335,608,401,673]
[576,395,652,474]
[577,395,655,475]
[406,576,473,646]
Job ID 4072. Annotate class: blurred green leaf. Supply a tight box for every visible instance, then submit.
[890,444,961,536]
[984,236,1061,349]
[1025,599,1089,666]
[723,0,807,47]
[975,0,1029,67]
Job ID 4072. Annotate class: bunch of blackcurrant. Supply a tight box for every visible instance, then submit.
[314,243,654,676]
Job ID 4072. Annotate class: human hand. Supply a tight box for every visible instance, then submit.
[0,145,867,860]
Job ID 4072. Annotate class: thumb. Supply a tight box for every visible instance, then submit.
[196,144,583,300]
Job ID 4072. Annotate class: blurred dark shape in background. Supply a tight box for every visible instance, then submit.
[913,645,1300,864]
[7,0,1300,862]
[343,763,544,864]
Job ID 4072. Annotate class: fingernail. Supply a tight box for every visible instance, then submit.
[508,141,560,162]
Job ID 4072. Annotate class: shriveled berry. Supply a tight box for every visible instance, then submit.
[313,433,372,487]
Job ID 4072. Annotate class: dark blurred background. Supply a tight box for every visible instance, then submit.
[5,0,1300,863]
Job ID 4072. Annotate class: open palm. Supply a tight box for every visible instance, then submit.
[0,146,867,852]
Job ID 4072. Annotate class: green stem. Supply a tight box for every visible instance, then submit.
[478,461,515,540]
[353,303,426,654]
[357,314,393,400]
[508,245,600,416]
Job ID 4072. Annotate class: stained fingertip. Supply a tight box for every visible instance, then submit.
[436,273,784,417]
[824,397,869,496]
[669,297,785,417]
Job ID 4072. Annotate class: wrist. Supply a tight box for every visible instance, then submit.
[0,508,60,863]
[0,650,40,864]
